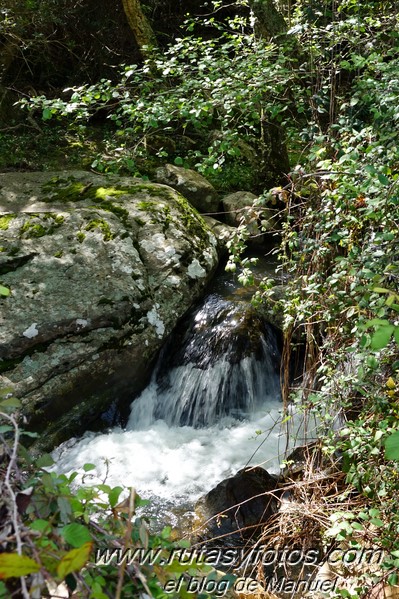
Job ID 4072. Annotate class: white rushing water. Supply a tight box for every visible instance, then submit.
[54,402,286,504]
[54,263,310,510]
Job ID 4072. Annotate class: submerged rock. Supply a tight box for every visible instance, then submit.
[0,170,219,448]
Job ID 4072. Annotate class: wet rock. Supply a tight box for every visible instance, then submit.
[194,467,280,544]
[151,297,281,427]
[0,170,219,449]
[155,164,219,213]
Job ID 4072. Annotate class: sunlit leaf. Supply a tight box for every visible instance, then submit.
[57,543,92,579]
[0,554,40,579]
[371,325,394,350]
[0,285,10,297]
[385,431,399,460]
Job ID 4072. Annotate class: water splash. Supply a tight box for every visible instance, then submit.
[54,284,287,505]
[129,294,281,429]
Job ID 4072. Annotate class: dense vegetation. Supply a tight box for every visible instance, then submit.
[1,0,399,597]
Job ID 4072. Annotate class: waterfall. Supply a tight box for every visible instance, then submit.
[54,264,286,506]
[128,294,281,429]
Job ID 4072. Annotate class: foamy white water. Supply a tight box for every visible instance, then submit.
[54,402,288,503]
[54,266,310,508]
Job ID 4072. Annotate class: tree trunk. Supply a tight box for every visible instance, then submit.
[121,0,157,56]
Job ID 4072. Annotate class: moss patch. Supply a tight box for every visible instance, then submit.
[137,200,172,232]
[173,192,210,246]
[90,200,129,225]
[38,176,211,243]
[20,214,65,239]
[94,186,127,200]
[84,218,114,241]
[42,177,172,203]
[41,177,130,203]
[41,178,92,201]
[129,183,173,200]
[0,214,16,230]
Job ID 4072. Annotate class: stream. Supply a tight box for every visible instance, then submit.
[54,254,305,522]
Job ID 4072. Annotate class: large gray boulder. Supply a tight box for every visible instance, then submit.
[0,171,219,448]
[155,164,219,214]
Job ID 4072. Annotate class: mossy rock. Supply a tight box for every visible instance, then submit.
[0,170,219,450]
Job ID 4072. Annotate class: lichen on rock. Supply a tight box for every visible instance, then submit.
[0,170,219,449]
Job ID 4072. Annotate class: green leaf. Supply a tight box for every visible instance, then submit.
[108,486,123,508]
[366,319,390,327]
[20,431,39,438]
[371,325,394,350]
[30,519,51,533]
[0,554,40,579]
[161,526,172,539]
[42,108,52,120]
[370,518,384,527]
[0,397,21,410]
[378,173,390,186]
[385,431,399,460]
[0,425,13,434]
[83,463,96,472]
[57,542,92,579]
[0,285,10,297]
[57,497,73,524]
[36,454,55,468]
[60,523,92,548]
[174,157,184,166]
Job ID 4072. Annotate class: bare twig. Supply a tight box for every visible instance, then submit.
[1,411,30,599]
